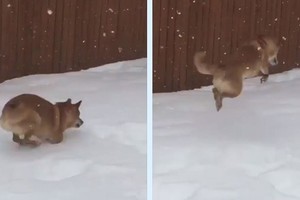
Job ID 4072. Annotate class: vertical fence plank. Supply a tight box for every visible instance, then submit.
[31,0,43,74]
[52,0,63,73]
[164,0,176,92]
[86,0,98,69]
[16,0,28,77]
[285,0,297,69]
[153,0,167,92]
[186,0,199,90]
[1,0,19,79]
[61,0,76,71]
[219,0,229,63]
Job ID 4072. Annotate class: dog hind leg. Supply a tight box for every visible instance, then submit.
[213,88,223,111]
[12,132,41,147]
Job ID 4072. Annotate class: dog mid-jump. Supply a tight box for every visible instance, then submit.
[194,35,281,111]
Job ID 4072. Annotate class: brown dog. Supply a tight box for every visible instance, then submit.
[194,35,281,111]
[0,94,83,146]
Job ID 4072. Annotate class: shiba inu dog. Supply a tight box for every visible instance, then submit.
[194,35,281,111]
[0,94,84,146]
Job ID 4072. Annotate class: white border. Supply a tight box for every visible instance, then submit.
[147,0,153,200]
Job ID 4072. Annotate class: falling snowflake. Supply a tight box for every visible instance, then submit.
[108,8,114,13]
[274,18,278,21]
[47,9,53,15]
[7,4,11,8]
[282,36,287,41]
[103,32,106,37]
[118,47,123,53]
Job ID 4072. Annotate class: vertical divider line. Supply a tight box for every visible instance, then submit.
[147,0,153,200]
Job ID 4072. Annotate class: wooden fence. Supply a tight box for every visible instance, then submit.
[0,0,146,81]
[153,0,300,93]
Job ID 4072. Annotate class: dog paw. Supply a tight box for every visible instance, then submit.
[260,74,269,83]
[215,100,222,112]
[216,104,222,111]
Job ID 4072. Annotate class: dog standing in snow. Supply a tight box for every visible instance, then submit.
[0,94,84,146]
[194,35,281,111]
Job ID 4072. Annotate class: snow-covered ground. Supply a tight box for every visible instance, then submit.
[154,69,300,200]
[0,58,146,200]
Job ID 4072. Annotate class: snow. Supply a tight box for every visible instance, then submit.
[47,9,53,15]
[154,69,300,200]
[0,58,146,200]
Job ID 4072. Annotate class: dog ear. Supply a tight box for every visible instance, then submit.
[66,98,71,103]
[75,100,82,107]
[257,34,267,49]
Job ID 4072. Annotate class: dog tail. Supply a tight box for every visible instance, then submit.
[193,51,218,75]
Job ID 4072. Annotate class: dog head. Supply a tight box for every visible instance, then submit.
[257,35,281,66]
[58,98,84,129]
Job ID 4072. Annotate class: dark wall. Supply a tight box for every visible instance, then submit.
[154,0,300,92]
[0,0,146,81]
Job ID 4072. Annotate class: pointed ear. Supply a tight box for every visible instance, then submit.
[257,34,267,49]
[75,100,82,107]
[66,98,71,104]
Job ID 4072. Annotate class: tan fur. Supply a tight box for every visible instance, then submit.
[0,94,84,146]
[194,35,281,111]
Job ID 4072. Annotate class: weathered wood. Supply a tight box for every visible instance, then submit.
[154,0,300,93]
[0,0,146,82]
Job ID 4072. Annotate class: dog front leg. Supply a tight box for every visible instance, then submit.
[260,65,269,83]
[47,132,63,144]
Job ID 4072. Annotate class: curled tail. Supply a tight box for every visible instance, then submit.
[193,51,218,75]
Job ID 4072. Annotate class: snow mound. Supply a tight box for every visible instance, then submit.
[0,58,146,200]
[154,68,300,200]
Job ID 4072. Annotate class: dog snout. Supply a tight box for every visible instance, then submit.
[76,119,84,127]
